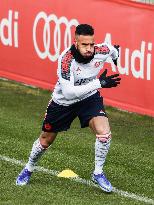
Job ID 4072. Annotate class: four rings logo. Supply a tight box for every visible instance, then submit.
[33,12,79,62]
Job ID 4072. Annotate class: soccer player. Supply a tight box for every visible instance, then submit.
[16,24,121,192]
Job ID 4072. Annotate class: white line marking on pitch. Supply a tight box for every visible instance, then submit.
[0,155,154,205]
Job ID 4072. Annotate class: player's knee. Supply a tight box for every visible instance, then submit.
[40,131,57,147]
[96,131,111,143]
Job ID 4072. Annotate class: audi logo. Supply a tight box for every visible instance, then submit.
[33,12,79,62]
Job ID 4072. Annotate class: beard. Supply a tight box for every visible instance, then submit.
[70,44,94,64]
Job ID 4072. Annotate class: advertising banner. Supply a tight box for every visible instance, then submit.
[0,0,154,116]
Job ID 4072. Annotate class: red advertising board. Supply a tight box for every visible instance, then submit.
[0,0,154,117]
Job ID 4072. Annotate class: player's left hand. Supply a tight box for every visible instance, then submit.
[99,69,121,88]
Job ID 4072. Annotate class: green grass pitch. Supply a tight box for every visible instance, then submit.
[0,79,154,205]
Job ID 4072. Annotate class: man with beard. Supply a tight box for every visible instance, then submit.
[16,24,121,192]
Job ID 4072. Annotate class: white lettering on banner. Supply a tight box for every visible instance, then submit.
[33,11,79,62]
[104,33,152,80]
[0,10,18,47]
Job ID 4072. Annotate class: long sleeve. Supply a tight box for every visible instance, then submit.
[52,43,117,106]
[95,43,119,60]
[60,77,101,100]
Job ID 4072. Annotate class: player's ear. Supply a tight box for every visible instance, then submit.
[74,38,77,48]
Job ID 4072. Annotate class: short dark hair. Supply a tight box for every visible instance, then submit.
[75,24,94,36]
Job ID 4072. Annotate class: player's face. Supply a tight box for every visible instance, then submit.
[75,35,95,58]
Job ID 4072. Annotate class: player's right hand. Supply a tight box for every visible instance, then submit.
[99,69,121,88]
[113,45,120,66]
